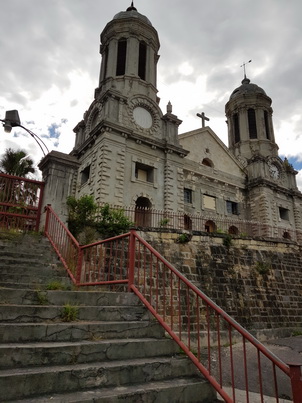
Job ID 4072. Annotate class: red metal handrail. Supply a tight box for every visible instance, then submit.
[44,205,80,283]
[44,206,302,402]
[127,230,302,402]
[0,173,44,231]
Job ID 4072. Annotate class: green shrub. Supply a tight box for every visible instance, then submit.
[159,218,170,228]
[66,195,97,239]
[177,233,191,244]
[223,234,233,249]
[66,196,133,242]
[94,204,133,240]
[255,261,271,275]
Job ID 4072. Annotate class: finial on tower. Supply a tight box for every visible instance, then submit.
[167,101,172,114]
[127,1,137,11]
[240,59,252,80]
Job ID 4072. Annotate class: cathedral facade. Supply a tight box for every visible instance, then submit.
[39,4,302,243]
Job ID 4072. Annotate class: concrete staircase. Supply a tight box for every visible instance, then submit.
[0,233,216,402]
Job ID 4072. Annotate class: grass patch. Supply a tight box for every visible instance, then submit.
[291,329,302,337]
[35,289,48,305]
[60,303,79,322]
[46,280,69,291]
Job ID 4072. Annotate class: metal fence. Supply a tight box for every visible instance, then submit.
[98,204,299,243]
[0,173,45,232]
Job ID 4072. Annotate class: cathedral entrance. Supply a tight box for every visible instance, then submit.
[135,197,152,227]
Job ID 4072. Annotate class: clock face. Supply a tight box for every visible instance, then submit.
[269,164,280,179]
[133,107,153,129]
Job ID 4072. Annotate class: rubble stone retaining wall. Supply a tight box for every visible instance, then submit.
[140,230,302,339]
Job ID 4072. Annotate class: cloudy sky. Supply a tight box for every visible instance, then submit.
[0,0,302,189]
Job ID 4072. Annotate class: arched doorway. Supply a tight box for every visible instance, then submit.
[205,220,216,233]
[135,197,152,227]
[228,225,239,235]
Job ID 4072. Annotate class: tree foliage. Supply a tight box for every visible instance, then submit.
[66,195,96,239]
[66,195,133,242]
[0,148,35,177]
[94,204,133,239]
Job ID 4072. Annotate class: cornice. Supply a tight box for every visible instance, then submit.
[71,120,189,158]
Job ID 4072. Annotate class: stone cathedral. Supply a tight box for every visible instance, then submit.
[39,3,302,243]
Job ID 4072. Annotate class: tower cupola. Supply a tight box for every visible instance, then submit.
[225,77,278,160]
[97,3,160,103]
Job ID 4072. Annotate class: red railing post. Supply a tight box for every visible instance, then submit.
[128,230,136,292]
[76,247,84,285]
[44,204,51,235]
[289,364,302,403]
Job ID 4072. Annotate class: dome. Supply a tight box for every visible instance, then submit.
[230,77,267,100]
[113,4,152,26]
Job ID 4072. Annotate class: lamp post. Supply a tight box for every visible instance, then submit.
[1,109,49,157]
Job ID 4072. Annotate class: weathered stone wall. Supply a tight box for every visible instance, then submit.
[140,230,302,338]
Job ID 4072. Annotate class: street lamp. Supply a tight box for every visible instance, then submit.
[1,109,49,157]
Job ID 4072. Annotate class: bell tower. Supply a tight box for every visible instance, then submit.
[225,76,278,161]
[71,3,187,212]
[96,2,160,103]
[225,76,302,240]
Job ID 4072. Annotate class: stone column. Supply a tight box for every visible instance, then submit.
[38,151,80,228]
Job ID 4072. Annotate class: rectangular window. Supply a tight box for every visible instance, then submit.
[203,195,216,210]
[81,165,91,185]
[135,162,153,183]
[184,188,192,204]
[279,207,289,221]
[226,201,239,215]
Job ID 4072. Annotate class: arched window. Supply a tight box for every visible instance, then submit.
[233,113,240,143]
[202,158,214,167]
[283,231,291,240]
[248,108,257,139]
[116,39,127,76]
[138,41,147,80]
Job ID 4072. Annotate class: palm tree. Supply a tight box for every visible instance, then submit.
[0,148,35,177]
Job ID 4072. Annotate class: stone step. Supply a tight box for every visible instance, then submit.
[8,377,216,402]
[0,255,56,265]
[0,234,216,402]
[0,263,63,274]
[0,320,164,342]
[0,338,180,369]
[0,273,71,287]
[0,304,150,323]
[0,356,201,401]
[0,288,142,306]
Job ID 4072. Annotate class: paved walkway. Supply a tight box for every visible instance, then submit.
[223,387,292,403]
[215,335,302,402]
